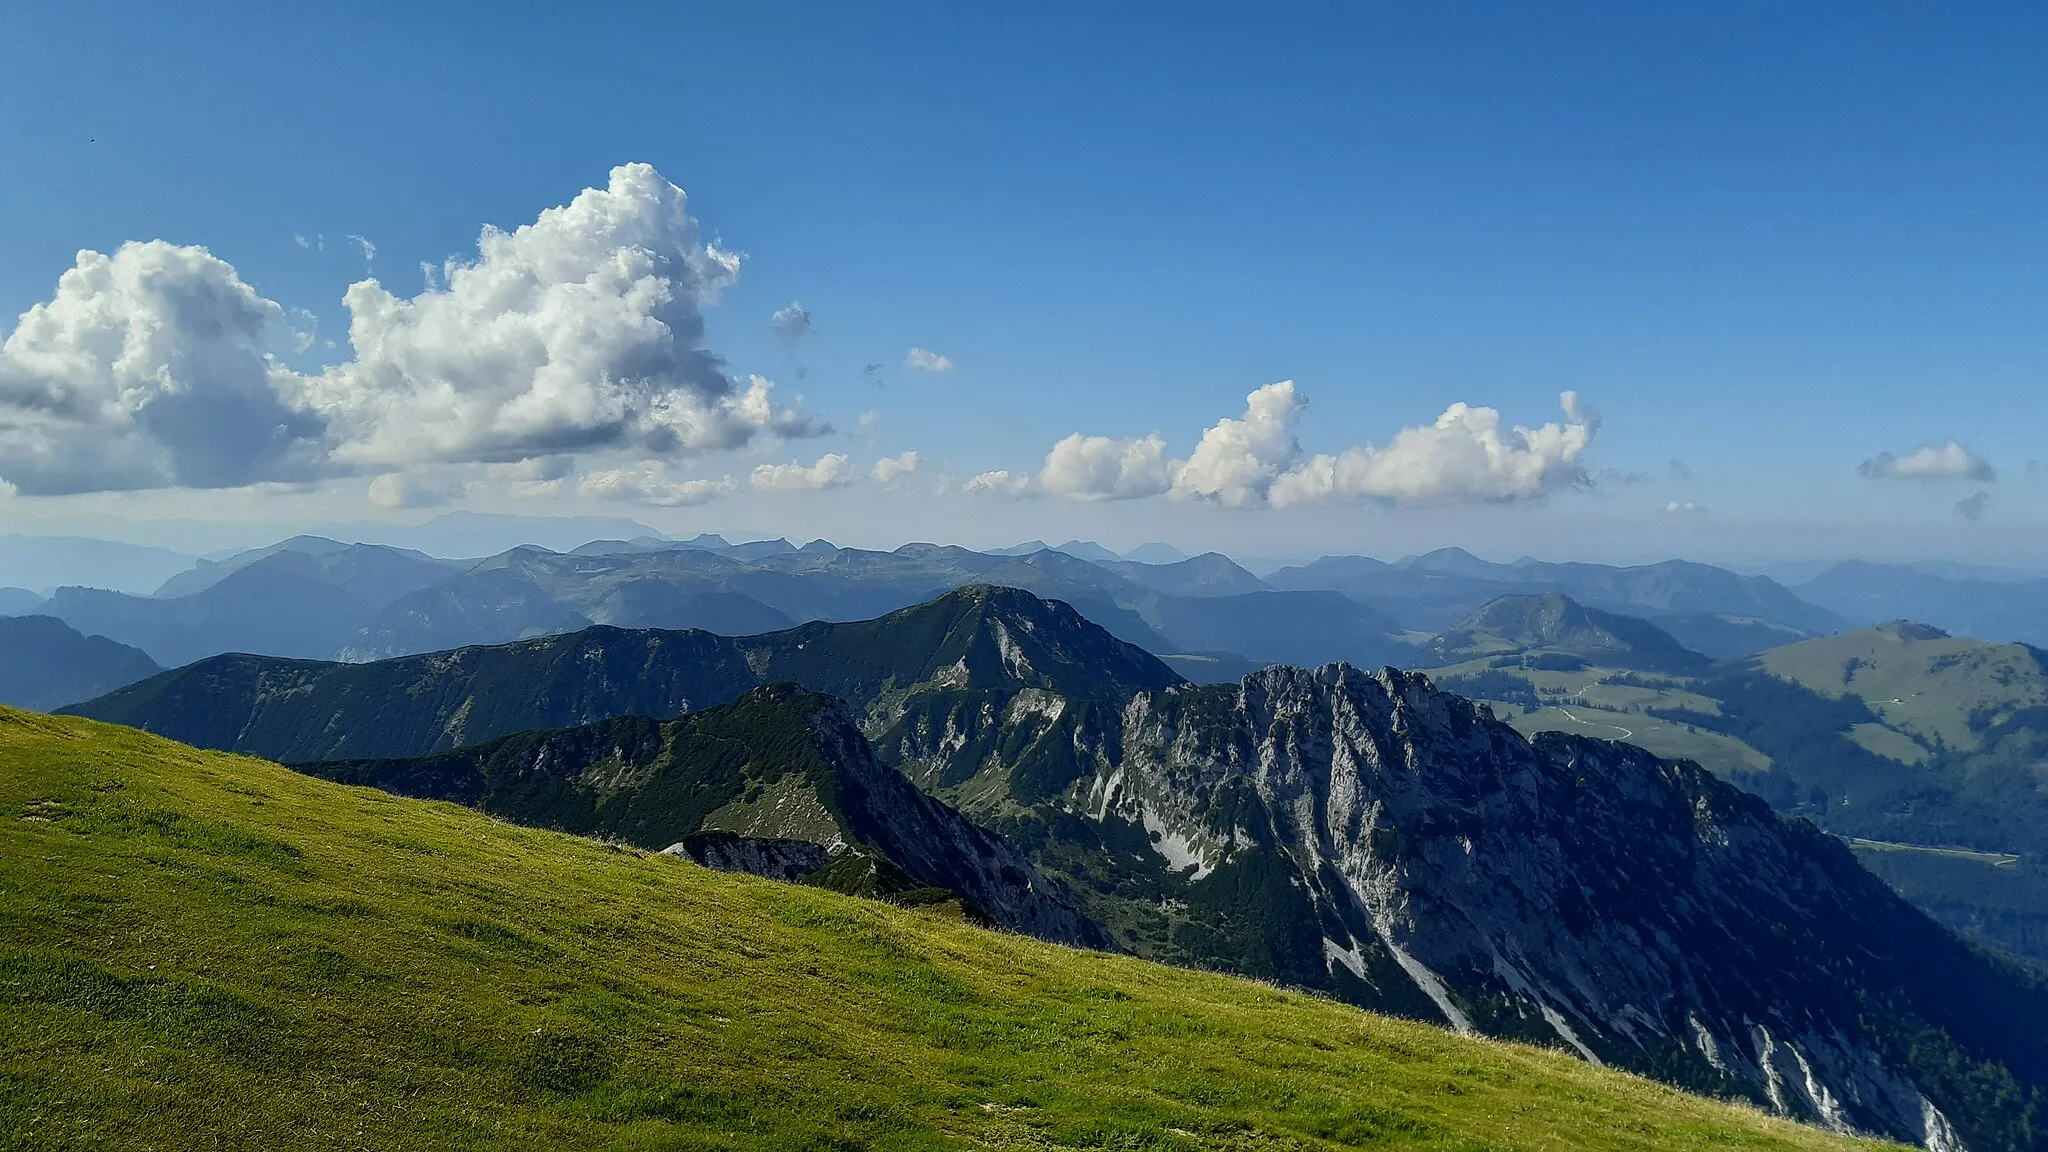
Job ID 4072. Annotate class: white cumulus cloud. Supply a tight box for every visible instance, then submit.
[752,452,852,492]
[771,301,813,342]
[302,163,825,468]
[964,469,1031,496]
[1038,433,1171,501]
[1858,440,1996,482]
[1169,381,1305,507]
[1270,392,1597,507]
[0,165,825,499]
[871,451,920,485]
[578,461,737,506]
[905,347,953,373]
[0,241,326,495]
[1663,500,1705,514]
[1028,383,1596,509]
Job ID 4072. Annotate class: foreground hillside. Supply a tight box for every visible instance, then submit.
[0,709,1886,1152]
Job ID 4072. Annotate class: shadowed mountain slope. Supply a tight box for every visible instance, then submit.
[65,586,1182,763]
[0,615,159,711]
[304,684,1100,946]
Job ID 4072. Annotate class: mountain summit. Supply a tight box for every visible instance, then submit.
[1430,592,1711,673]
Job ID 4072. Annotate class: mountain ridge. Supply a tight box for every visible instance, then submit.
[304,683,1100,946]
[0,615,160,711]
[64,586,1183,762]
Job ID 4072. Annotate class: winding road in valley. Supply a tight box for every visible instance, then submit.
[1552,704,1634,741]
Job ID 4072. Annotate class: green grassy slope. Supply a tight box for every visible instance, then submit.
[0,708,1889,1151]
[1428,658,1771,780]
[1758,622,2048,753]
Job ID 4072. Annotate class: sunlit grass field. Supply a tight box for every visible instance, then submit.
[0,707,1892,1150]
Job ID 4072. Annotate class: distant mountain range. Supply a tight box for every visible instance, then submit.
[1410,595,2048,971]
[67,586,1178,762]
[0,534,196,595]
[1270,547,1846,645]
[1798,560,2048,645]
[0,616,158,711]
[40,540,460,667]
[0,587,44,616]
[60,584,2048,1149]
[20,533,1869,682]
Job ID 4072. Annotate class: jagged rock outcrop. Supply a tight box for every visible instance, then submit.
[669,832,831,882]
[893,661,2048,1150]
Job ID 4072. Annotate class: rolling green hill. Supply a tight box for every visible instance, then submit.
[0,708,1888,1151]
[1758,621,2048,755]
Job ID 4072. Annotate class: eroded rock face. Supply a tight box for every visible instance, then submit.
[797,694,1104,949]
[669,833,831,882]
[890,663,2048,1150]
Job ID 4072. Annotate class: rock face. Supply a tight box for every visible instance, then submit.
[304,684,1100,948]
[890,663,2048,1151]
[671,833,832,882]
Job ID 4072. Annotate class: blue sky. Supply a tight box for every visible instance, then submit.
[2,2,2045,565]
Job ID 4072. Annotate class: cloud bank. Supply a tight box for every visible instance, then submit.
[964,469,1031,495]
[1029,384,1597,509]
[1271,392,1596,507]
[0,164,823,497]
[752,453,852,492]
[578,461,738,506]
